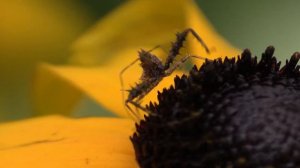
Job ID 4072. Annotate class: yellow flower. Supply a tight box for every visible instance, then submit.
[0,116,136,167]
[0,0,240,167]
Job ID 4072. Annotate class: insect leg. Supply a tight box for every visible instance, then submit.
[127,99,150,114]
[127,80,162,117]
[119,58,140,118]
[125,101,141,121]
[185,28,210,53]
[120,58,139,92]
[164,28,210,69]
[165,55,210,75]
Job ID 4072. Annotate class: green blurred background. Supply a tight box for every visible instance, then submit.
[1,0,300,122]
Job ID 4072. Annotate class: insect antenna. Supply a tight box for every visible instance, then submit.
[148,45,161,53]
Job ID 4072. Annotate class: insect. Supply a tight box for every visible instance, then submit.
[120,28,211,118]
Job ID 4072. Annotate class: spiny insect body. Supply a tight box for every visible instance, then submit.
[120,28,211,119]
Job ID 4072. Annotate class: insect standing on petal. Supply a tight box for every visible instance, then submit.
[120,28,211,119]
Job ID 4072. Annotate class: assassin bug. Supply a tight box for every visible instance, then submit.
[120,28,211,118]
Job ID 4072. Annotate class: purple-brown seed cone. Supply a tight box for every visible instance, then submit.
[131,46,300,168]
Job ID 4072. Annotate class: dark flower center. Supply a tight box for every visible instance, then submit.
[131,46,300,168]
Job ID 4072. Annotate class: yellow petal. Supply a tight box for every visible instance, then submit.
[0,115,138,168]
[34,48,183,118]
[70,0,188,65]
[33,64,82,115]
[34,0,240,117]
